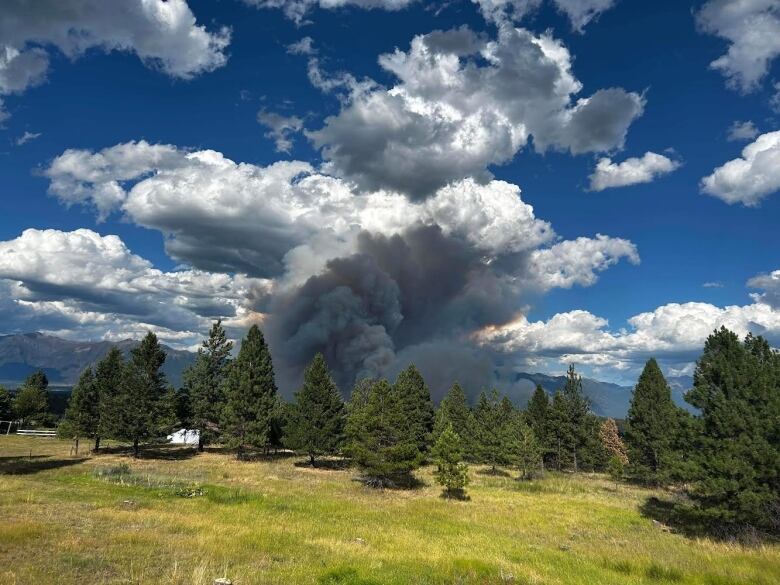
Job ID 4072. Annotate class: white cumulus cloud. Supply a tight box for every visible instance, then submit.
[0,0,229,117]
[701,130,780,206]
[588,151,680,191]
[696,0,780,93]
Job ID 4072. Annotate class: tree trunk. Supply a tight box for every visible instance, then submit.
[198,435,204,453]
[75,436,80,456]
[133,438,139,458]
[310,453,316,467]
[94,436,100,452]
[573,448,578,473]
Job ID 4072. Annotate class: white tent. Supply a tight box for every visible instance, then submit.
[167,428,200,445]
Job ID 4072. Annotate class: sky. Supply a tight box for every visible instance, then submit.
[0,0,779,400]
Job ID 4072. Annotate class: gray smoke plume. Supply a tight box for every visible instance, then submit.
[266,224,535,399]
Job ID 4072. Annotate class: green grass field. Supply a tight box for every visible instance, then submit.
[0,436,777,585]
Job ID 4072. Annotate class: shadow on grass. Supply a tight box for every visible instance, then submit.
[94,444,198,460]
[352,473,427,490]
[0,456,87,475]
[439,488,471,501]
[476,467,511,477]
[639,496,778,544]
[294,458,351,471]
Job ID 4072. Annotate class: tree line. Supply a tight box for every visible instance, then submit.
[26,321,777,534]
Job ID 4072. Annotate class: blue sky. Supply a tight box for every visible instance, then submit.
[1,0,779,394]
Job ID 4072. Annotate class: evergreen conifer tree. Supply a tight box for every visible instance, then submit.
[548,366,591,471]
[347,379,422,486]
[625,358,681,483]
[686,328,780,531]
[185,320,233,451]
[221,325,277,457]
[93,347,125,451]
[511,418,543,479]
[60,367,99,454]
[12,370,49,425]
[432,423,469,498]
[527,384,557,469]
[473,390,514,473]
[0,385,13,420]
[433,382,473,458]
[394,364,435,453]
[115,332,168,456]
[285,353,346,465]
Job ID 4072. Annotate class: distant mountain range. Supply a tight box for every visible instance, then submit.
[0,332,194,389]
[0,333,695,418]
[511,372,695,418]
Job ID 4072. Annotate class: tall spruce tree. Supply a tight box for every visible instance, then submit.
[221,325,277,457]
[686,328,780,531]
[285,353,346,465]
[394,365,435,453]
[432,423,470,498]
[526,384,554,468]
[94,347,125,450]
[625,358,681,484]
[60,367,99,455]
[473,390,514,473]
[433,383,473,458]
[115,332,168,457]
[185,320,233,451]
[12,370,49,426]
[347,379,422,486]
[0,385,13,420]
[548,366,591,471]
[511,418,543,479]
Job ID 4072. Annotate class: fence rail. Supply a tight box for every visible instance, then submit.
[15,429,57,437]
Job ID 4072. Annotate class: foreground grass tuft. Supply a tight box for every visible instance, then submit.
[0,436,777,585]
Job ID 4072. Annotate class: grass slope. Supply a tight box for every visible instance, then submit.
[0,436,777,585]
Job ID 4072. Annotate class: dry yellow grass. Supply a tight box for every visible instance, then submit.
[0,435,777,585]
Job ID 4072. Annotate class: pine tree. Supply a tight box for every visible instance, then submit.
[93,347,125,451]
[432,423,469,498]
[511,418,543,480]
[115,332,168,457]
[599,418,628,466]
[607,455,625,489]
[285,353,346,465]
[548,366,591,471]
[685,328,780,531]
[526,384,552,467]
[221,325,277,457]
[348,378,374,415]
[185,320,233,451]
[12,370,49,426]
[60,367,99,455]
[394,364,435,453]
[347,379,422,486]
[0,385,13,420]
[433,383,474,458]
[473,390,514,473]
[625,358,681,484]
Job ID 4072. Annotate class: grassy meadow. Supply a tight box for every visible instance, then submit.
[0,435,777,585]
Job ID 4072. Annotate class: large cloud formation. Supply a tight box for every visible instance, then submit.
[696,0,780,93]
[476,290,780,377]
[0,228,265,346]
[0,0,229,118]
[36,140,640,394]
[701,130,780,206]
[307,25,644,199]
